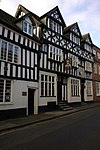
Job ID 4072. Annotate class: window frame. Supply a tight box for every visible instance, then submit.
[71,79,80,97]
[86,81,92,96]
[23,20,33,36]
[0,39,20,64]
[41,74,56,97]
[0,79,12,104]
[96,82,100,96]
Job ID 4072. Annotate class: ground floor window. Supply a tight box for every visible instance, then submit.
[96,82,100,96]
[86,81,92,96]
[0,79,11,103]
[41,74,55,96]
[71,79,80,96]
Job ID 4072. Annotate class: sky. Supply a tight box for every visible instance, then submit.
[0,0,100,47]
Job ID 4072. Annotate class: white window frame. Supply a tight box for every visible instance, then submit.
[0,39,20,64]
[41,74,56,97]
[96,82,100,96]
[23,20,33,36]
[71,79,80,97]
[94,63,97,74]
[86,81,92,96]
[0,79,12,104]
[49,45,62,62]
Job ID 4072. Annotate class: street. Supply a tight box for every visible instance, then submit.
[0,106,100,150]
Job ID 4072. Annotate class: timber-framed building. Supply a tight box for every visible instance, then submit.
[0,4,97,119]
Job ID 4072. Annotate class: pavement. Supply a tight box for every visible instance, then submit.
[0,102,100,134]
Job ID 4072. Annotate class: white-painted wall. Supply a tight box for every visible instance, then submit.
[0,80,39,115]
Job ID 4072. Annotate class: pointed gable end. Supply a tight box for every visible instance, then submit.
[40,6,66,27]
[82,33,92,45]
[64,22,82,37]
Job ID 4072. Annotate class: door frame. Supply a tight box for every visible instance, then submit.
[28,88,35,115]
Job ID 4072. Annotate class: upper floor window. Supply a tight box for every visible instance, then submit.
[93,63,97,74]
[98,65,100,75]
[93,49,96,56]
[0,39,20,64]
[84,44,92,53]
[42,44,48,52]
[49,45,62,62]
[85,61,92,72]
[97,52,100,59]
[23,20,33,36]
[70,33,80,45]
[49,19,62,34]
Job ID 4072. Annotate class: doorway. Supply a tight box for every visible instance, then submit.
[81,79,85,102]
[28,89,35,115]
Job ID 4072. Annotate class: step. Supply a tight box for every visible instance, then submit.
[57,101,73,111]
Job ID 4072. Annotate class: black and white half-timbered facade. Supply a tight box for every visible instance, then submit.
[81,33,93,102]
[0,5,95,118]
[0,6,41,119]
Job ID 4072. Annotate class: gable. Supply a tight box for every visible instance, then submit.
[70,23,81,37]
[86,37,92,44]
[82,33,92,45]
[40,6,66,27]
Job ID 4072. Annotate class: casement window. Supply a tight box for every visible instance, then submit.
[97,52,100,59]
[85,61,92,72]
[42,44,47,52]
[93,63,97,74]
[98,65,100,75]
[68,53,78,68]
[86,81,92,96]
[93,49,96,56]
[23,20,33,36]
[49,19,61,34]
[96,82,100,96]
[49,45,62,62]
[84,44,92,53]
[41,74,55,97]
[71,79,80,96]
[0,79,11,103]
[0,39,20,63]
[70,33,80,45]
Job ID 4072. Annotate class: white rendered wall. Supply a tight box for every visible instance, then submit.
[0,80,39,115]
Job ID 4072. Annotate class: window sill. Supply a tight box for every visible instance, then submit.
[0,102,13,105]
[40,96,56,97]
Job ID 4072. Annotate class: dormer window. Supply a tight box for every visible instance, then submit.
[23,20,33,36]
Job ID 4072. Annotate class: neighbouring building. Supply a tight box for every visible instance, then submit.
[92,44,100,102]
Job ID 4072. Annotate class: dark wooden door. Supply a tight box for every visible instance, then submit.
[28,89,34,115]
[57,82,62,102]
[81,80,85,102]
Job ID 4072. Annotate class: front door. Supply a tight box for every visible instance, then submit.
[81,80,85,102]
[57,81,62,102]
[28,89,35,115]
